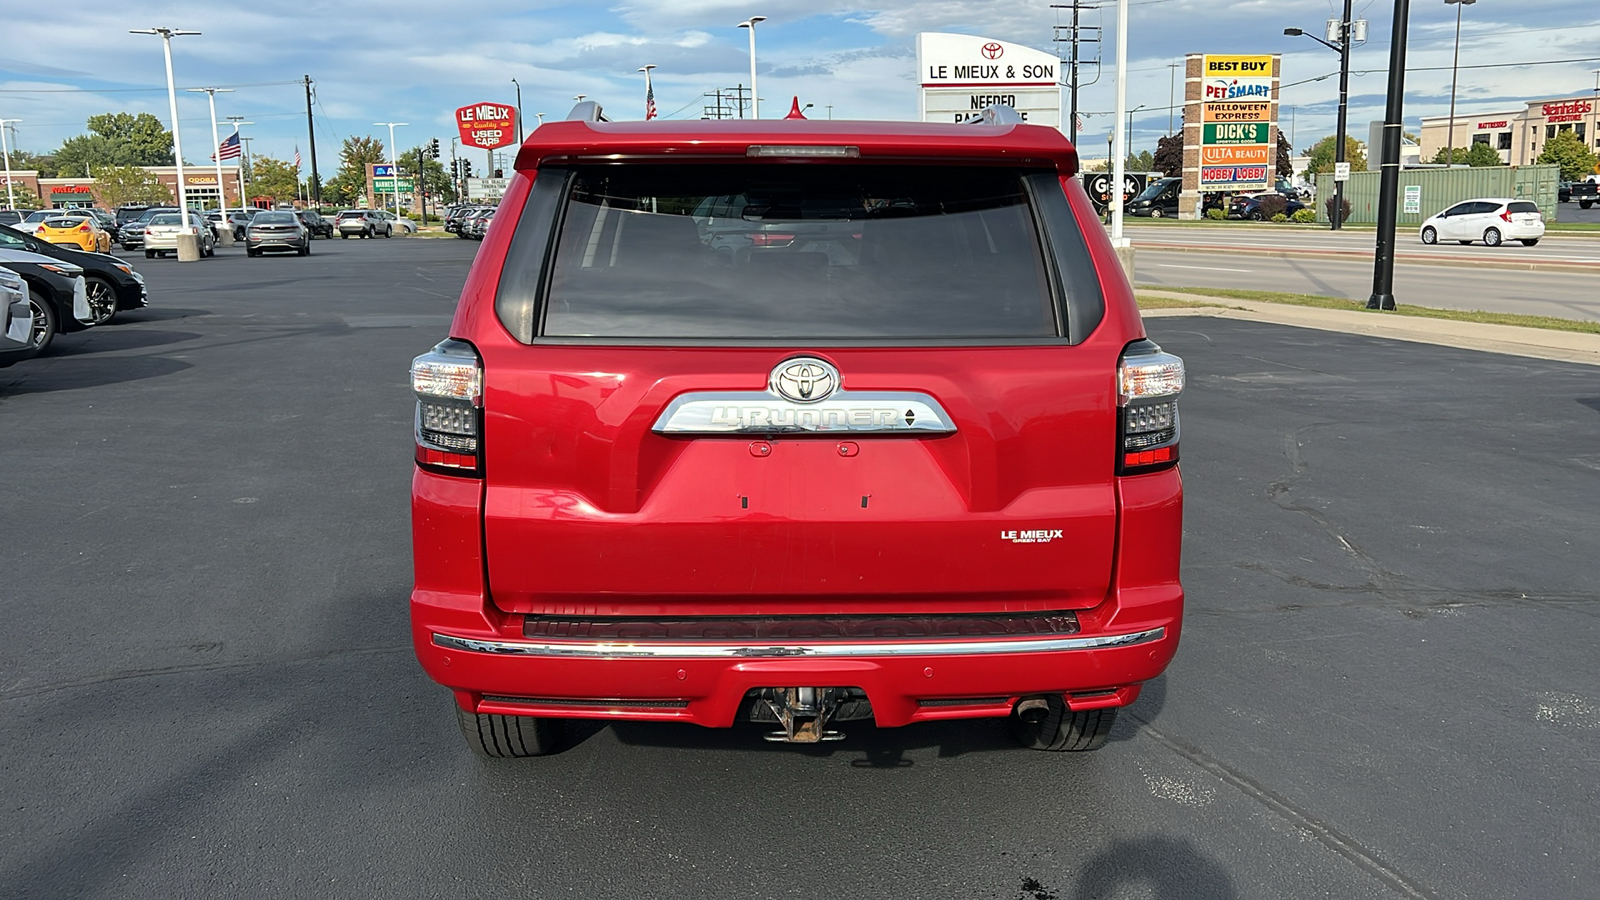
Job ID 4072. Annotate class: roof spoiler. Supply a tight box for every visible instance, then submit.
[566,100,609,123]
[962,104,1025,126]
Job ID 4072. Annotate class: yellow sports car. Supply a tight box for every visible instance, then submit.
[37,213,113,253]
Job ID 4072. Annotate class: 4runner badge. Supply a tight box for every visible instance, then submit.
[1001,529,1065,544]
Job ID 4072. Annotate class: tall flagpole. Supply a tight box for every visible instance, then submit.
[639,64,657,119]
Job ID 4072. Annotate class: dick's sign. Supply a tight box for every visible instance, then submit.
[456,102,518,150]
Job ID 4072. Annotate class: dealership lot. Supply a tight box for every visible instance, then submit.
[2,240,1597,898]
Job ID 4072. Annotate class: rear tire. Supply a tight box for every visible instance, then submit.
[1581,200,1594,210]
[1521,239,1539,246]
[455,704,560,758]
[1484,228,1502,247]
[1420,226,1437,245]
[1008,696,1116,752]
[341,233,349,239]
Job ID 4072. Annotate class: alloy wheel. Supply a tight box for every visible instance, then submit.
[85,278,117,325]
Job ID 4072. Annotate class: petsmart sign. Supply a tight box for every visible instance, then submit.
[1195,53,1278,192]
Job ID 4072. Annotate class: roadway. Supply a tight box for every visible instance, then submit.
[4,238,1599,898]
[1135,249,1600,321]
[1124,222,1600,269]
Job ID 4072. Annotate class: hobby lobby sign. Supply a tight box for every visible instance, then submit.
[456,102,518,150]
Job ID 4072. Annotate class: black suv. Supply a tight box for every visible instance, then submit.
[0,224,148,324]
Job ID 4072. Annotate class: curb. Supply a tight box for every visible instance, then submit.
[1132,241,1600,274]
[1138,290,1600,368]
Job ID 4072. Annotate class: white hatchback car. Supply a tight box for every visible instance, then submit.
[1419,198,1545,248]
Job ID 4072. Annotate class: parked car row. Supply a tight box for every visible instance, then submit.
[446,205,496,240]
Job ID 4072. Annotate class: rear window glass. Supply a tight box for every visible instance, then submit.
[255,213,296,224]
[537,165,1057,340]
[149,214,181,225]
[1507,201,1539,214]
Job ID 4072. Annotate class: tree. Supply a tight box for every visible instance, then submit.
[53,113,174,175]
[4,183,42,209]
[85,113,174,165]
[1306,134,1366,175]
[1122,149,1154,172]
[1537,129,1600,182]
[91,164,174,208]
[1277,131,1294,178]
[322,135,385,207]
[248,156,301,205]
[1153,133,1183,176]
[1430,142,1503,167]
[6,149,57,178]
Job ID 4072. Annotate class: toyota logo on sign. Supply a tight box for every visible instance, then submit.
[981,42,1004,60]
[771,358,839,403]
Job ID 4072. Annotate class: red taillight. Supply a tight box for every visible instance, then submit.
[750,233,796,247]
[78,224,90,232]
[411,339,484,477]
[1500,209,1512,223]
[1117,340,1185,476]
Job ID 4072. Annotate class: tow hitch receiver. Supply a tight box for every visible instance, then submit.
[761,687,848,743]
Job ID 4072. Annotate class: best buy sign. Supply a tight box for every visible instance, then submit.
[1204,123,1270,145]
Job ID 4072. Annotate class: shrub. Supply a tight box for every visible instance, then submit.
[1205,208,1226,220]
[1271,213,1289,223]
[1257,194,1290,219]
[1291,209,1317,224]
[1325,196,1352,224]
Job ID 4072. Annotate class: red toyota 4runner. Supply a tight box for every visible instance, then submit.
[410,104,1185,756]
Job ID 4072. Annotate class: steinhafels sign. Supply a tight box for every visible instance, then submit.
[1542,100,1593,124]
[916,33,1061,127]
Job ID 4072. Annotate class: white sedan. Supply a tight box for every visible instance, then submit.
[1419,198,1545,248]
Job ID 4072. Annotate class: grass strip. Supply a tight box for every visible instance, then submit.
[1146,287,1600,335]
[1136,294,1233,310]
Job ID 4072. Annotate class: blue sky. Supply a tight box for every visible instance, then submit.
[2,1,1598,169]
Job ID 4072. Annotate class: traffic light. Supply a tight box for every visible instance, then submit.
[494,169,503,178]
[430,138,440,159]
[461,160,472,178]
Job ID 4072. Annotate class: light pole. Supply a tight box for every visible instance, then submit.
[1444,0,1476,166]
[639,65,657,120]
[375,122,407,218]
[227,117,252,208]
[1126,103,1147,164]
[535,113,545,127]
[0,118,18,211]
[738,16,766,119]
[1110,0,1129,242]
[130,27,201,232]
[187,87,233,213]
[511,78,524,142]
[1167,61,1180,135]
[1285,0,1362,230]
[826,105,833,120]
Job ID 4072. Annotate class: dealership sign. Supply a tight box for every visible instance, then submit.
[916,33,1061,127]
[456,102,518,150]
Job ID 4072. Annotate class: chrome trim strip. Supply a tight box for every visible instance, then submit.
[652,389,956,435]
[432,627,1164,660]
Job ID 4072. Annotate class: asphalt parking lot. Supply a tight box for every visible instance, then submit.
[3,238,1597,899]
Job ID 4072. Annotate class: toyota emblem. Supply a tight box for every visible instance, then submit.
[981,42,1004,60]
[771,357,839,403]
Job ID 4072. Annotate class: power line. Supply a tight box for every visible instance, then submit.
[0,80,303,94]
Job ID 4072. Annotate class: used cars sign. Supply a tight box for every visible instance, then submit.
[456,103,518,150]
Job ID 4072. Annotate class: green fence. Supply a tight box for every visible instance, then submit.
[1313,165,1559,225]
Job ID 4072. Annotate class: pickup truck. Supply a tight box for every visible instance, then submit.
[1571,177,1598,209]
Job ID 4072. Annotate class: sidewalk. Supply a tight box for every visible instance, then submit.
[1138,290,1600,368]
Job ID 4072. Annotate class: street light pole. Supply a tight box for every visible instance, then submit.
[375,122,407,218]
[1285,0,1358,230]
[131,27,201,232]
[511,78,524,143]
[187,87,233,212]
[1445,0,1476,166]
[1367,0,1412,311]
[0,118,18,211]
[1110,0,1129,243]
[738,16,767,119]
[227,117,252,208]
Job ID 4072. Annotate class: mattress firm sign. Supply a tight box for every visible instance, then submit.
[916,33,1061,127]
[1181,52,1281,208]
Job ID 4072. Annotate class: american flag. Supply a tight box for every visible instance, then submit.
[215,132,242,160]
[645,71,657,120]
[294,146,302,169]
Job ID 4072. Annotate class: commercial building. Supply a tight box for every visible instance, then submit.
[0,165,245,209]
[1419,93,1600,167]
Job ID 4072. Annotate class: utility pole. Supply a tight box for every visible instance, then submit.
[1051,2,1100,146]
[1334,0,1353,230]
[1367,0,1410,311]
[723,84,751,119]
[303,76,321,205]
